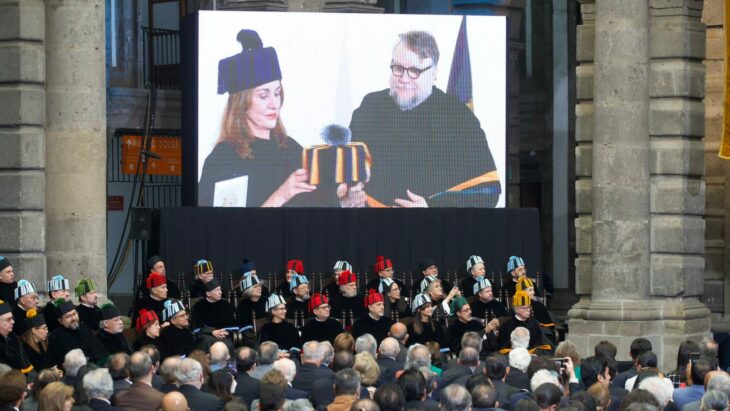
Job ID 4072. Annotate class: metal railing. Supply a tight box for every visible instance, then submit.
[142,27,181,89]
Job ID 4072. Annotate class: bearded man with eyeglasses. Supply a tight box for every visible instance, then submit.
[347,30,501,208]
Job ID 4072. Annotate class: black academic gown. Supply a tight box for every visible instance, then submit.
[329,293,366,323]
[11,305,30,336]
[41,302,60,333]
[0,332,34,373]
[159,325,196,358]
[97,329,133,355]
[134,295,167,324]
[21,339,50,372]
[471,299,508,320]
[407,319,450,349]
[351,314,394,344]
[384,299,412,322]
[256,320,301,351]
[235,298,267,329]
[191,299,236,333]
[300,317,342,345]
[47,324,109,367]
[0,282,17,308]
[496,315,551,353]
[132,333,163,353]
[76,304,103,331]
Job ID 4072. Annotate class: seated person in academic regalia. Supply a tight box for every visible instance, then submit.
[0,298,35,376]
[135,272,169,324]
[74,279,102,331]
[158,299,196,358]
[275,259,304,299]
[97,303,132,355]
[447,296,499,355]
[188,259,215,299]
[285,274,312,324]
[191,279,237,349]
[12,280,40,336]
[47,299,109,367]
[323,261,352,299]
[406,293,450,349]
[365,256,405,293]
[20,308,50,372]
[300,293,342,345]
[329,270,366,325]
[496,291,552,355]
[470,278,508,320]
[351,290,394,345]
[147,255,180,299]
[380,278,411,321]
[236,272,268,331]
[504,256,529,300]
[43,275,72,333]
[256,294,301,352]
[515,277,555,342]
[460,255,487,299]
[410,258,453,301]
[236,260,271,298]
[0,257,19,309]
[420,275,461,322]
[133,308,162,352]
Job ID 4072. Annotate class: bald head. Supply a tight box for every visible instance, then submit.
[389,322,407,343]
[209,341,229,367]
[161,391,188,411]
[380,337,400,359]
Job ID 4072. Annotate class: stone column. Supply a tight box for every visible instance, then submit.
[45,1,107,297]
[568,0,710,371]
[0,0,46,287]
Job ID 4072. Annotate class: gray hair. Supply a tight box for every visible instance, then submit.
[302,341,323,363]
[175,358,203,385]
[459,347,479,368]
[638,376,674,406]
[321,341,334,366]
[461,331,482,352]
[440,384,472,411]
[397,31,440,66]
[82,368,114,400]
[509,347,531,373]
[419,366,435,394]
[259,341,280,365]
[64,348,87,377]
[405,344,431,370]
[273,358,297,383]
[284,399,314,411]
[701,390,728,411]
[129,352,153,380]
[511,327,530,349]
[708,374,730,397]
[209,341,229,367]
[379,337,400,359]
[530,369,560,392]
[159,356,180,384]
[334,368,361,396]
[355,334,377,357]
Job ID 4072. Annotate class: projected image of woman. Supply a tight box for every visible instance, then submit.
[199,29,315,207]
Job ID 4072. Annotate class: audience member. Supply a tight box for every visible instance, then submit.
[329,369,362,411]
[38,381,75,411]
[112,352,164,411]
[233,346,260,407]
[292,341,333,393]
[441,384,473,411]
[175,358,225,411]
[83,368,123,411]
[160,392,188,411]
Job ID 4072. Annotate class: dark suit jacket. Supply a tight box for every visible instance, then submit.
[88,398,125,411]
[396,343,408,367]
[234,372,260,408]
[494,380,522,411]
[286,385,308,400]
[159,383,178,394]
[178,384,224,411]
[112,379,132,397]
[291,363,334,393]
[112,381,165,411]
[505,369,530,391]
[405,399,440,411]
[441,364,475,386]
[377,356,400,385]
[310,375,336,408]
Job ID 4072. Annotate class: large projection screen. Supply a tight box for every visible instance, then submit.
[196,11,506,208]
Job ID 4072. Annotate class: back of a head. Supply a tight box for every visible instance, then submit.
[555,341,580,364]
[514,399,541,411]
[509,347,531,372]
[405,344,431,370]
[471,384,498,409]
[587,382,610,409]
[465,374,490,393]
[259,341,280,365]
[581,355,607,387]
[175,358,203,385]
[236,346,257,373]
[458,346,479,368]
[570,391,597,411]
[618,389,661,411]
[595,340,618,360]
[398,368,426,402]
[389,322,407,342]
[637,351,657,369]
[707,373,730,397]
[0,370,26,407]
[334,368,361,396]
[209,341,230,367]
[373,383,405,411]
[129,351,153,380]
[64,348,88,377]
[39,382,74,411]
[302,340,323,364]
[283,399,314,411]
[333,350,355,371]
[637,376,673,407]
[700,337,719,360]
[350,398,380,411]
[700,389,728,411]
[532,382,562,409]
[259,382,286,411]
[379,338,399,359]
[630,339,652,360]
[354,352,381,387]
[676,340,700,370]
[160,356,181,384]
[82,368,114,401]
[107,352,130,380]
[440,384,472,411]
[511,327,531,349]
[161,391,188,411]
[355,334,377,356]
[486,354,509,381]
[461,331,482,352]
[692,359,713,385]
[273,358,297,383]
[140,344,161,366]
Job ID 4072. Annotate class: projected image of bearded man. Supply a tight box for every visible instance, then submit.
[347,30,501,208]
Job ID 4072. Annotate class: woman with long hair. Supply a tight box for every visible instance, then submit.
[380,279,410,321]
[22,369,61,411]
[38,382,74,411]
[406,293,448,347]
[20,308,50,372]
[199,29,315,207]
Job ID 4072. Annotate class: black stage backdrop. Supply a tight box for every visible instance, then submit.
[154,207,542,285]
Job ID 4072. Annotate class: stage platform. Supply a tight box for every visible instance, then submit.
[152,207,543,287]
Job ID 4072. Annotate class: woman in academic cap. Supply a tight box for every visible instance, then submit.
[379,278,411,321]
[236,271,268,330]
[256,294,300,352]
[133,308,162,352]
[199,29,315,207]
[406,293,449,349]
[21,308,51,372]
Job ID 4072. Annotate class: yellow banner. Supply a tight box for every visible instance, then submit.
[720,4,730,158]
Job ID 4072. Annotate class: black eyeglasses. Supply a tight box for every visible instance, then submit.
[390,64,432,79]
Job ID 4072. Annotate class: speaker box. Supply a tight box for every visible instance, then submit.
[130,207,152,240]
